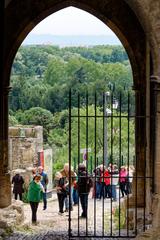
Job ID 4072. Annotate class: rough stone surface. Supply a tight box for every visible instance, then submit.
[135,227,160,240]
[0,200,24,229]
[0,175,12,208]
[9,126,43,170]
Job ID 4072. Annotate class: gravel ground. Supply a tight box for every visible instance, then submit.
[3,192,135,240]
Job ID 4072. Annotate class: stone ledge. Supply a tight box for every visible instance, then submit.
[136,227,160,240]
[0,200,24,229]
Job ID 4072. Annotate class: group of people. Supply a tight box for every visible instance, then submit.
[11,166,48,225]
[93,164,134,202]
[11,162,134,224]
[55,163,134,218]
[55,163,93,218]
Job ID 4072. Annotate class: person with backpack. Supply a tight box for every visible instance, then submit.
[77,163,93,218]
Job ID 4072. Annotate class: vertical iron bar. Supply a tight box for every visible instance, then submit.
[97,157,99,167]
[104,92,109,166]
[78,92,80,236]
[127,91,130,236]
[86,90,89,235]
[68,89,72,238]
[94,92,97,236]
[119,92,122,236]
[110,92,113,236]
[90,156,93,174]
[121,155,124,166]
[102,93,105,237]
[74,157,76,172]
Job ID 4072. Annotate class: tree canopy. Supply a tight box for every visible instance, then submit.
[9,44,135,167]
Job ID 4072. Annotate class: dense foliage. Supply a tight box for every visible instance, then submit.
[10,45,133,113]
[9,44,135,168]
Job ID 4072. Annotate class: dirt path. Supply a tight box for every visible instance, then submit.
[5,192,134,239]
[22,192,127,236]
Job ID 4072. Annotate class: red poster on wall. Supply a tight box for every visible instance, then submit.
[38,151,44,168]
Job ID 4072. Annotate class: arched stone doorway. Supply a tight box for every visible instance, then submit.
[1,0,160,234]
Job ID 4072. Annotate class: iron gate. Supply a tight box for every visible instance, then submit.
[68,89,153,239]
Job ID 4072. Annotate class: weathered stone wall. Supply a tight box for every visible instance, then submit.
[9,126,43,170]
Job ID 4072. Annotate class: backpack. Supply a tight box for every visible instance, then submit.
[78,170,93,193]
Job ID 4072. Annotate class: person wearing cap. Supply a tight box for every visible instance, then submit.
[28,174,44,225]
[38,166,49,210]
[12,170,24,201]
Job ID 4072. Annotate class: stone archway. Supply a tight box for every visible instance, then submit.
[1,2,160,234]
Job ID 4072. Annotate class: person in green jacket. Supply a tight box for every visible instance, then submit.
[28,174,44,224]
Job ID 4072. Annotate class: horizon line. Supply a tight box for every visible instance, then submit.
[29,33,116,36]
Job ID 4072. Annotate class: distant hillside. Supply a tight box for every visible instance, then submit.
[22,34,121,46]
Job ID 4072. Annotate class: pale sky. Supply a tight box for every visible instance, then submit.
[31,7,115,36]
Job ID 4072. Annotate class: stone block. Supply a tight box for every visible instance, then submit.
[0,201,24,228]
[9,126,43,170]
[25,128,36,138]
[9,127,20,137]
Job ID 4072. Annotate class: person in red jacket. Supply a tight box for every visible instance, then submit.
[119,166,128,198]
[104,168,111,198]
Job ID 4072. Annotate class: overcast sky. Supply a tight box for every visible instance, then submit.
[31,7,115,36]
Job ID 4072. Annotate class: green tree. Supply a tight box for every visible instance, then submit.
[19,107,54,142]
[44,58,67,86]
[9,115,19,126]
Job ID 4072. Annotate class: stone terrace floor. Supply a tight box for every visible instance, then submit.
[4,192,135,240]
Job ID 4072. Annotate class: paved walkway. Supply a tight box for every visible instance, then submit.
[4,192,135,240]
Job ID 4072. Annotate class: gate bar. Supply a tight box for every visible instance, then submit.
[69,89,72,237]
[94,92,97,235]
[77,92,80,236]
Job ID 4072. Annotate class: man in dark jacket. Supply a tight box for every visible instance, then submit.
[77,163,93,218]
[12,170,24,201]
